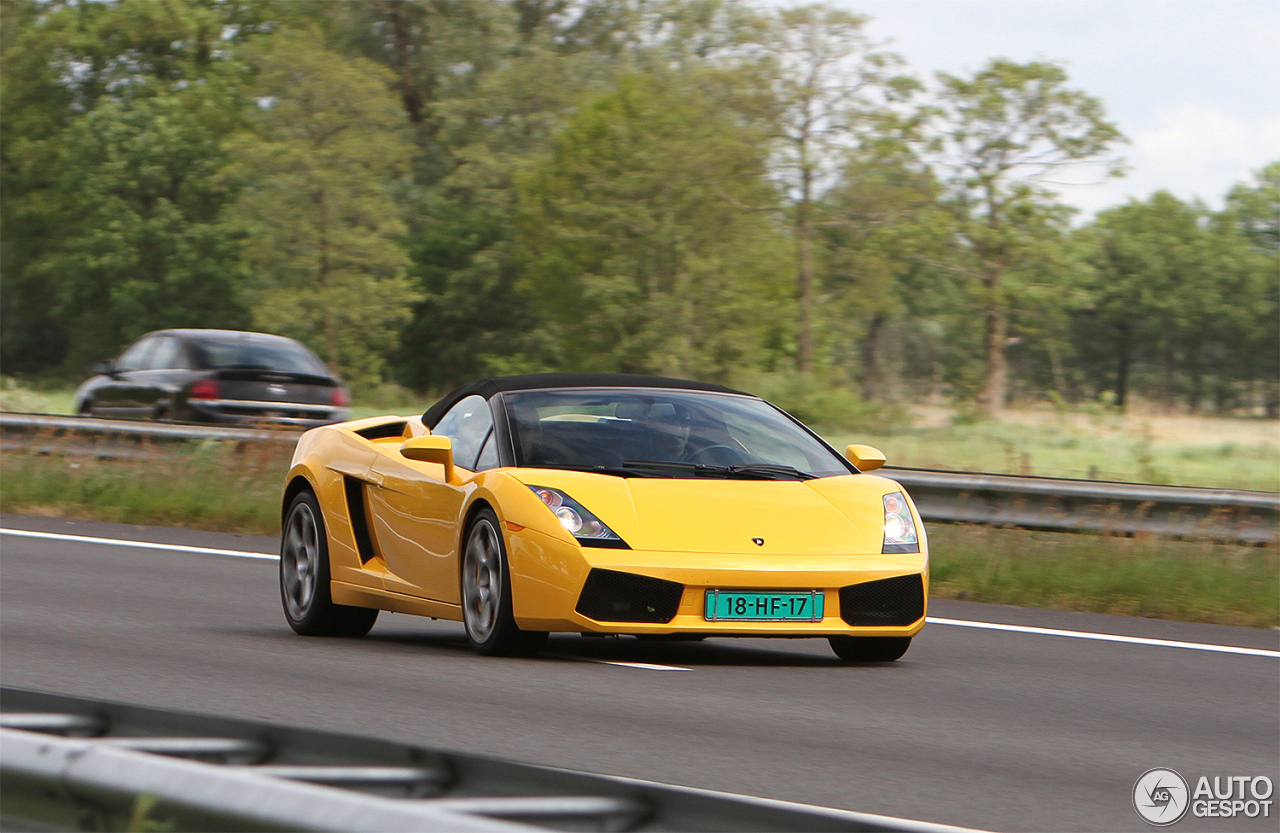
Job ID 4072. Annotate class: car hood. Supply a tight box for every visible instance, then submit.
[508,470,901,554]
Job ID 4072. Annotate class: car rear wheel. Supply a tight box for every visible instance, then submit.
[280,490,378,637]
[828,635,911,662]
[462,508,547,657]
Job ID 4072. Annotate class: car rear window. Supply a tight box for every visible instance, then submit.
[191,336,329,376]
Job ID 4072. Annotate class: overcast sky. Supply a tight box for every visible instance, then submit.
[820,0,1280,218]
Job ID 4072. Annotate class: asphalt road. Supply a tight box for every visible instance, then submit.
[1,513,1276,832]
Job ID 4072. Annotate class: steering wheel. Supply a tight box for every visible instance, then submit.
[685,445,745,465]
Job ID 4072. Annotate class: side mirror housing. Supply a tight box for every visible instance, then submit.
[401,435,458,483]
[845,444,887,472]
[90,360,116,377]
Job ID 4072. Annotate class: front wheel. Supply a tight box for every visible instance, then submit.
[280,490,378,637]
[829,635,911,662]
[462,508,547,656]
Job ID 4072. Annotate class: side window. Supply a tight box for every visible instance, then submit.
[431,395,494,471]
[143,337,184,370]
[115,337,155,372]
[474,431,499,471]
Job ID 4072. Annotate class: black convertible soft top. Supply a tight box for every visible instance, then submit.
[422,373,745,428]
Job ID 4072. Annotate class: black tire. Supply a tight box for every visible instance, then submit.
[78,400,93,416]
[461,508,547,656]
[828,635,911,662]
[280,490,378,637]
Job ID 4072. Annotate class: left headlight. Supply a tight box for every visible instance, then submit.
[881,491,920,553]
[527,485,626,547]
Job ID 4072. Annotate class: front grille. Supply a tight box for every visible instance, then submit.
[838,574,925,627]
[575,569,683,624]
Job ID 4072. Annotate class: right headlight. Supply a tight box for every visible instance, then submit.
[527,485,628,548]
[881,491,920,553]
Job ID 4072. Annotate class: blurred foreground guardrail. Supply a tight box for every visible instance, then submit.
[0,687,980,833]
[2,412,1276,544]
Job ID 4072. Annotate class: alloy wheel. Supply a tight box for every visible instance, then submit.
[463,519,502,643]
[282,502,320,620]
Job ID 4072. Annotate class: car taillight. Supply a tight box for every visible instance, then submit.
[329,386,350,407]
[189,380,219,400]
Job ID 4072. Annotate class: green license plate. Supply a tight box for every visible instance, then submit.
[704,590,824,622]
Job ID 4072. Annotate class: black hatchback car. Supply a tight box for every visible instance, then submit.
[73,329,351,426]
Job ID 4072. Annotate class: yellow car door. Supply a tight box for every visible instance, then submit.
[366,395,496,604]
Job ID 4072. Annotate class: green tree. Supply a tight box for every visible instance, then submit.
[516,73,789,380]
[391,40,606,390]
[1082,190,1273,412]
[762,4,916,373]
[932,59,1124,414]
[814,113,957,400]
[1224,162,1279,256]
[1221,163,1280,414]
[39,92,249,370]
[1,0,249,374]
[226,28,419,385]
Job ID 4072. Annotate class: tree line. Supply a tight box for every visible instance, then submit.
[2,0,1276,419]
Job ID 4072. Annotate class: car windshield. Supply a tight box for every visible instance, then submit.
[503,388,853,479]
[191,336,329,376]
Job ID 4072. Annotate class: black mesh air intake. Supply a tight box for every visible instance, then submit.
[838,574,925,627]
[355,421,407,440]
[575,569,683,624]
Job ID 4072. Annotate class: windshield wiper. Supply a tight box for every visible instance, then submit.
[621,460,811,480]
[726,463,815,481]
[621,460,707,473]
[528,463,656,478]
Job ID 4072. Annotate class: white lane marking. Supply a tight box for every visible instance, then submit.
[926,616,1280,658]
[544,653,691,672]
[0,528,277,561]
[4,528,1275,660]
[589,659,691,672]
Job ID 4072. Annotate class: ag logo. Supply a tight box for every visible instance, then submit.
[1134,768,1190,826]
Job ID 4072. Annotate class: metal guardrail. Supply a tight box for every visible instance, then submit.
[0,412,302,445]
[2,412,1276,543]
[0,687,982,833]
[883,468,1279,545]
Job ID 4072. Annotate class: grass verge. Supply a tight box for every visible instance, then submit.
[831,415,1280,492]
[2,448,1275,629]
[0,445,288,534]
[928,524,1278,628]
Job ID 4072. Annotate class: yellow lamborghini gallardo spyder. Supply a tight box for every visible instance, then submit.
[279,373,927,661]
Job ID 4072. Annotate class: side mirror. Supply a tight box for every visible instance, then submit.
[401,435,458,483]
[845,444,887,472]
[90,360,116,377]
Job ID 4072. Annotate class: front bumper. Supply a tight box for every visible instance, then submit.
[506,527,928,637]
